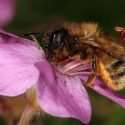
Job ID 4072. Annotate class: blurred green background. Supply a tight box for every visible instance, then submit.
[2,0,125,125]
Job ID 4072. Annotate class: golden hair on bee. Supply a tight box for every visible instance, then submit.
[63,22,101,39]
[30,22,125,91]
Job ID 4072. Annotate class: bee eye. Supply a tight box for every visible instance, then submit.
[50,28,68,49]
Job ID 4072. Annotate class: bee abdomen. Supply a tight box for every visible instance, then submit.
[107,59,125,90]
[110,59,125,69]
[109,59,125,78]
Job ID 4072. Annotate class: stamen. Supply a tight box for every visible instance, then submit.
[56,60,91,76]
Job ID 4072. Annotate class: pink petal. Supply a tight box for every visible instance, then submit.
[35,61,92,124]
[91,79,125,108]
[114,26,125,41]
[0,0,15,26]
[0,30,44,96]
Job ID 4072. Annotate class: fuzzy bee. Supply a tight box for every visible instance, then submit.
[41,22,125,91]
[27,22,125,91]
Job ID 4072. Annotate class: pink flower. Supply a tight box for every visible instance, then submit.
[0,30,125,124]
[115,26,125,41]
[1,0,124,124]
[0,0,15,27]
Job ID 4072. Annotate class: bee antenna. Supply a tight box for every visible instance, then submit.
[23,32,43,36]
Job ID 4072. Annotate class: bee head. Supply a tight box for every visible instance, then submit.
[44,28,69,62]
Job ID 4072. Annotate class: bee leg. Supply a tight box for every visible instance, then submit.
[85,55,98,87]
[56,42,65,61]
[97,60,118,90]
[24,34,42,49]
[29,35,38,43]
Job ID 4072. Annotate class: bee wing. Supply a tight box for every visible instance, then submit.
[80,34,125,58]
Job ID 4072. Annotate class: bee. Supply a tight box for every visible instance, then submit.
[41,22,125,91]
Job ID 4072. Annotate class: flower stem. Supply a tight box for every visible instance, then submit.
[18,105,36,125]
